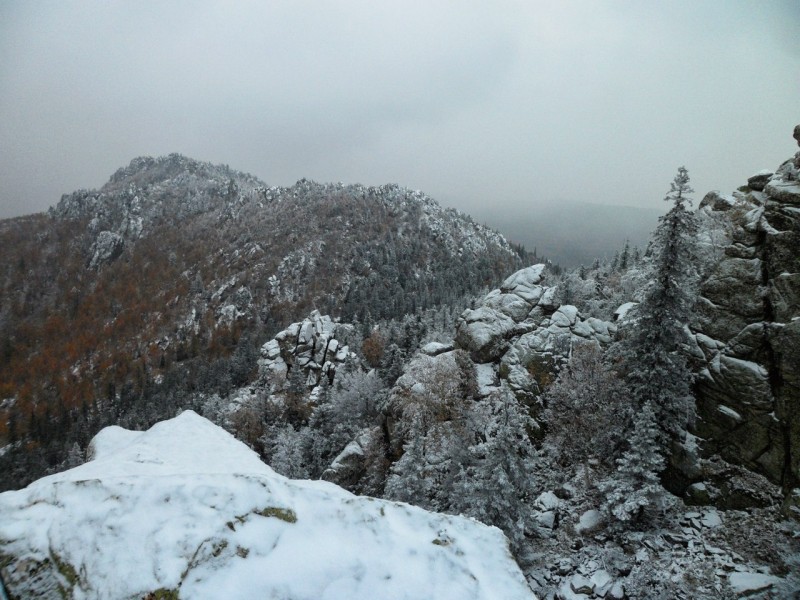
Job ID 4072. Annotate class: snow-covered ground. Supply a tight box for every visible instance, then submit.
[0,411,534,599]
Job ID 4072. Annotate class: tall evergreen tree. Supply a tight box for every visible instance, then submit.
[619,239,630,270]
[617,166,699,442]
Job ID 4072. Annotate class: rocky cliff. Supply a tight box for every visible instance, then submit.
[691,139,800,496]
[445,134,800,506]
[454,264,617,406]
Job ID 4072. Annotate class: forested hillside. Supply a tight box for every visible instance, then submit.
[0,154,527,490]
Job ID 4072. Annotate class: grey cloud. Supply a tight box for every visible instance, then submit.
[0,1,797,227]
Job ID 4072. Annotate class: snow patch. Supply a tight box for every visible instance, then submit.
[0,412,535,599]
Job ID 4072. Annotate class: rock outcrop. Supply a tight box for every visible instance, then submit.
[691,147,800,493]
[449,143,800,502]
[257,310,356,390]
[454,264,617,405]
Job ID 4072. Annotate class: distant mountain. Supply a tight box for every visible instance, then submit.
[479,201,662,267]
[0,154,524,489]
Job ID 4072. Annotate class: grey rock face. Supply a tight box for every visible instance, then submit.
[699,190,737,210]
[454,264,617,405]
[746,171,774,192]
[257,310,354,391]
[693,153,800,493]
[88,230,123,269]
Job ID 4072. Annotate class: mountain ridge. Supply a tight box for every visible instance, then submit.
[0,153,527,491]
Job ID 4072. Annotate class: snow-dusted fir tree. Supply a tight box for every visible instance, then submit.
[265,424,310,479]
[618,166,698,442]
[384,417,433,507]
[598,401,665,522]
[451,387,536,550]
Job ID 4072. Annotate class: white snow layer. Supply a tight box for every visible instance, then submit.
[0,411,534,600]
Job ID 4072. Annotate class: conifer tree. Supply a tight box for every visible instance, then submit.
[384,418,433,507]
[618,166,698,443]
[619,239,630,270]
[542,344,632,469]
[598,401,665,522]
[451,387,536,550]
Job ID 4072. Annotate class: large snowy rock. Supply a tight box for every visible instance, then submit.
[455,265,616,404]
[258,310,354,389]
[500,264,547,303]
[88,230,124,269]
[764,179,800,204]
[0,412,534,600]
[456,265,558,362]
[728,572,780,596]
[746,170,774,192]
[455,305,518,362]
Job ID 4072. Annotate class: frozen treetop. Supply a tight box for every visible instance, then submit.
[0,411,534,600]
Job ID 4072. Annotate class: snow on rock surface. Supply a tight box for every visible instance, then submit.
[258,310,354,390]
[574,509,604,535]
[500,264,547,302]
[0,411,534,600]
[421,341,455,356]
[728,572,780,596]
[613,301,637,321]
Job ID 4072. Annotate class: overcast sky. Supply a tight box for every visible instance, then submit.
[1,1,798,223]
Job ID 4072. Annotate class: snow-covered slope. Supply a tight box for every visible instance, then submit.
[0,411,534,600]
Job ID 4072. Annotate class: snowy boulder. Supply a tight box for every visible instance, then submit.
[685,482,716,506]
[574,509,604,535]
[322,427,377,488]
[421,341,455,356]
[570,319,595,339]
[535,511,557,530]
[746,170,773,192]
[0,412,535,600]
[699,190,737,211]
[500,264,547,303]
[88,230,123,269]
[550,305,578,328]
[613,301,637,322]
[261,339,281,360]
[585,317,615,343]
[474,362,499,396]
[537,286,559,312]
[590,570,613,596]
[534,491,561,512]
[568,574,594,595]
[532,492,560,531]
[484,289,534,321]
[765,179,800,204]
[728,572,780,596]
[455,306,517,362]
